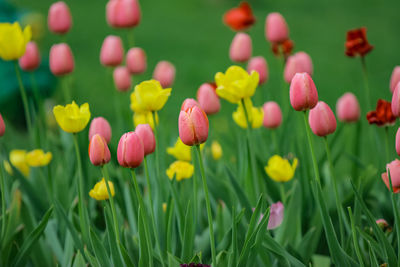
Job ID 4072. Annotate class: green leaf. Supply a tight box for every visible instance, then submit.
[72,251,86,267]
[181,200,194,262]
[168,252,183,266]
[216,250,229,267]
[262,235,305,267]
[89,227,111,267]
[138,205,150,267]
[104,205,125,267]
[368,241,379,266]
[225,166,252,220]
[84,247,101,267]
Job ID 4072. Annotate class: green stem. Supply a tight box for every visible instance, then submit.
[127,28,135,47]
[279,183,286,204]
[302,111,321,184]
[384,127,390,163]
[271,130,280,155]
[195,145,216,266]
[279,57,289,116]
[387,170,400,260]
[0,151,6,240]
[38,167,52,205]
[151,111,163,200]
[360,56,371,110]
[14,61,33,137]
[62,76,71,103]
[347,207,364,267]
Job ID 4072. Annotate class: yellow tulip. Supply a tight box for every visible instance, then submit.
[264,155,298,182]
[162,202,167,213]
[211,141,223,160]
[9,150,30,177]
[215,65,259,104]
[3,160,13,175]
[232,99,263,129]
[0,22,31,60]
[130,80,171,112]
[53,101,91,133]
[26,149,52,167]
[133,111,159,130]
[166,160,194,181]
[167,138,205,162]
[89,178,115,201]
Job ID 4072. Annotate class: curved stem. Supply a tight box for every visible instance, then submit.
[360,56,371,110]
[14,61,32,137]
[384,126,390,163]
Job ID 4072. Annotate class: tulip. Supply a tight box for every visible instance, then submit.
[0,22,31,61]
[265,12,289,43]
[284,52,313,83]
[0,114,5,137]
[133,111,158,130]
[181,98,199,111]
[392,83,400,117]
[153,61,176,88]
[381,159,400,193]
[166,160,194,181]
[263,101,282,129]
[48,1,72,34]
[211,141,223,160]
[390,66,400,93]
[89,178,115,200]
[130,80,171,112]
[268,202,284,230]
[106,0,141,28]
[229,32,252,63]
[53,101,91,133]
[19,41,40,71]
[264,155,298,182]
[26,149,52,167]
[126,47,147,74]
[89,134,111,166]
[113,66,131,92]
[179,100,209,146]
[396,127,400,157]
[89,117,112,144]
[376,219,390,231]
[3,160,13,176]
[9,150,30,177]
[197,83,220,115]
[336,93,360,123]
[289,73,318,111]
[100,35,124,67]
[49,43,74,76]
[167,138,192,162]
[233,99,263,129]
[247,56,268,84]
[308,101,337,137]
[135,124,156,156]
[117,132,144,168]
[223,2,255,31]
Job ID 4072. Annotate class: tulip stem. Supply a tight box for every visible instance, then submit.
[0,152,6,240]
[271,130,280,155]
[152,111,162,197]
[386,170,400,260]
[62,76,71,103]
[302,111,321,185]
[384,126,390,163]
[360,56,371,110]
[195,145,216,267]
[347,207,364,267]
[279,183,286,204]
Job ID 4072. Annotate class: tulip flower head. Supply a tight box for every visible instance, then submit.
[89,134,111,166]
[49,43,75,75]
[265,155,298,182]
[233,99,263,129]
[263,101,282,129]
[130,80,172,112]
[197,83,221,115]
[100,35,124,67]
[289,73,318,111]
[135,124,156,156]
[153,61,176,88]
[336,93,360,123]
[26,149,52,167]
[10,150,30,177]
[48,1,72,34]
[366,99,395,126]
[223,2,255,31]
[392,83,400,117]
[308,101,337,137]
[53,101,91,133]
[268,201,284,230]
[0,22,31,61]
[284,52,313,83]
[229,32,252,63]
[19,41,41,71]
[106,0,141,28]
[390,66,400,93]
[265,12,289,44]
[345,27,373,57]
[89,178,115,200]
[89,117,112,144]
[166,160,194,181]
[0,114,5,137]
[133,111,158,130]
[211,141,223,160]
[179,99,209,146]
[247,56,268,85]
[3,160,13,176]
[126,47,147,74]
[396,127,400,157]
[167,138,193,162]
[376,219,391,232]
[117,131,144,168]
[113,66,131,92]
[381,159,400,193]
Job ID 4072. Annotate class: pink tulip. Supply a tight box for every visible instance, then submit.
[263,101,282,129]
[229,32,252,63]
[196,83,220,115]
[113,66,131,92]
[265,12,289,43]
[376,219,389,230]
[382,159,400,193]
[89,117,112,144]
[0,114,5,137]
[100,36,124,67]
[396,128,400,157]
[49,43,74,76]
[126,47,147,74]
[284,52,313,83]
[309,101,337,137]
[247,56,268,84]
[48,1,72,34]
[268,201,284,230]
[181,98,199,112]
[179,99,209,146]
[89,134,111,166]
[117,131,144,168]
[19,41,41,71]
[106,0,141,28]
[289,73,318,111]
[135,124,156,156]
[392,83,400,117]
[336,93,360,123]
[153,61,175,87]
[390,66,400,93]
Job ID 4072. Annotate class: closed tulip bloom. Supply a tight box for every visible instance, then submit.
[263,101,282,129]
[336,93,360,123]
[397,128,400,157]
[133,111,158,130]
[89,178,115,200]
[390,66,400,93]
[308,101,337,137]
[179,100,209,146]
[392,83,400,117]
[10,150,30,177]
[135,124,156,156]
[268,202,284,230]
[113,66,131,92]
[89,117,112,144]
[19,41,40,71]
[48,1,72,34]
[289,73,318,111]
[181,98,199,111]
[247,56,268,84]
[0,114,5,137]
[0,22,31,61]
[89,134,111,166]
[284,52,313,83]
[153,61,176,88]
[382,159,400,193]
[197,83,220,115]
[265,155,298,182]
[265,12,289,43]
[229,32,252,63]
[106,0,141,28]
[130,80,171,112]
[211,141,223,160]
[233,99,263,129]
[49,43,74,75]
[53,101,91,133]
[100,36,124,67]
[166,160,194,181]
[117,132,144,168]
[26,149,52,167]
[126,47,147,74]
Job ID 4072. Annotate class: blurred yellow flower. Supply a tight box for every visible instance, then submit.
[162,202,167,212]
[167,138,204,162]
[233,99,263,129]
[166,160,194,181]
[26,149,52,167]
[211,141,223,160]
[53,101,91,133]
[89,178,115,201]
[9,150,30,177]
[265,155,298,182]
[133,111,158,130]
[21,12,45,40]
[215,65,259,103]
[0,22,31,60]
[3,160,13,175]
[130,80,171,112]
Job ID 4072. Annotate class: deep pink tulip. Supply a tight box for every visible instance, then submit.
[126,47,147,74]
[392,83,400,117]
[247,56,268,84]
[49,43,74,76]
[113,66,131,92]
[308,101,337,137]
[19,41,40,71]
[336,93,360,123]
[268,201,284,230]
[117,131,144,168]
[0,114,5,137]
[100,36,124,67]
[382,159,400,193]
[179,99,209,146]
[153,61,175,88]
[89,134,111,166]
[263,101,282,129]
[135,124,156,156]
[265,12,289,43]
[48,1,72,34]
[106,0,141,28]
[396,128,400,157]
[196,83,220,115]
[229,32,252,63]
[289,73,318,111]
[390,66,400,93]
[284,52,313,83]
[89,117,112,144]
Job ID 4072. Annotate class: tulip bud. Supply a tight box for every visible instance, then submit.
[179,99,209,146]
[263,101,282,129]
[126,47,147,74]
[117,131,144,168]
[247,56,268,84]
[382,159,400,193]
[336,93,360,123]
[181,98,199,111]
[289,73,318,111]
[308,101,337,137]
[89,117,112,144]
[392,83,400,117]
[100,35,124,67]
[113,66,131,92]
[49,43,74,75]
[396,128,400,157]
[19,41,40,71]
[390,66,400,93]
[0,114,5,137]
[48,1,72,34]
[106,0,141,28]
[229,32,252,63]
[268,201,284,230]
[89,134,111,166]
[265,12,289,43]
[135,124,156,156]
[284,52,313,83]
[196,83,220,115]
[153,61,175,88]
